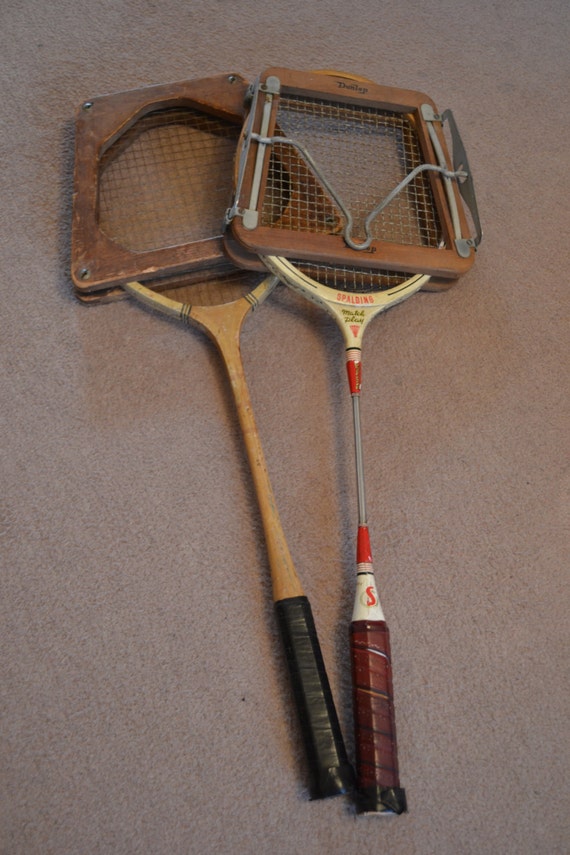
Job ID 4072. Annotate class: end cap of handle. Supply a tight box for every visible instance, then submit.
[310,762,355,801]
[355,785,407,815]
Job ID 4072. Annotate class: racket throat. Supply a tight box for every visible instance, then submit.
[353,527,385,622]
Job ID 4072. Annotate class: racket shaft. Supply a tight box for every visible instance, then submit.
[215,318,353,798]
[351,394,367,526]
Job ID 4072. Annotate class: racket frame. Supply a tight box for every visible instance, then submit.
[261,256,430,348]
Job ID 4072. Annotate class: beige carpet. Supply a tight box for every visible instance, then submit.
[1,1,568,853]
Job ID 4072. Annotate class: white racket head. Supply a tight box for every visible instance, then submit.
[228,67,479,280]
[71,73,250,302]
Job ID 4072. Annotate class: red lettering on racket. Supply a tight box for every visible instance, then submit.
[366,586,377,607]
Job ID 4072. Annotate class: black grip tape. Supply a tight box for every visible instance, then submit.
[275,596,354,799]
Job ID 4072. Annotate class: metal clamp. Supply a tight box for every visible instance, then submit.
[421,104,482,256]
[226,76,281,229]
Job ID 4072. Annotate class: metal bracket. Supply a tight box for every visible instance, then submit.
[226,76,281,229]
[230,88,482,260]
[259,75,281,96]
[421,104,482,254]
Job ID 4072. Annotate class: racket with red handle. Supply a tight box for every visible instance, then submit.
[346,338,407,815]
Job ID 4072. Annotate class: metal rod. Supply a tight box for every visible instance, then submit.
[351,394,367,527]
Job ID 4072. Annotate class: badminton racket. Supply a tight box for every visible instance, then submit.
[70,75,353,798]
[123,272,354,799]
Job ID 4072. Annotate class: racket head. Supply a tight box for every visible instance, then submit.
[71,73,250,302]
[228,67,477,279]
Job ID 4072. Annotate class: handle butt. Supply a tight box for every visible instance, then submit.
[355,785,407,815]
[276,596,354,799]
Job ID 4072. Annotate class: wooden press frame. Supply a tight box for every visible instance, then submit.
[71,73,249,300]
[229,67,477,279]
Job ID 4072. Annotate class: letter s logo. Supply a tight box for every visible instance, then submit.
[365,586,377,607]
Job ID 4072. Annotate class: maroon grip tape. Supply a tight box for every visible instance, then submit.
[350,619,400,791]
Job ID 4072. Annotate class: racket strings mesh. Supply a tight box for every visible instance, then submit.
[98,107,239,252]
[264,144,339,233]
[262,94,441,247]
[292,260,413,295]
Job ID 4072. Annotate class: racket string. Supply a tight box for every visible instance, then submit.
[261,94,442,248]
[98,107,239,252]
[291,260,413,295]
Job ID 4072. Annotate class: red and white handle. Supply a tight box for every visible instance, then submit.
[347,350,407,814]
